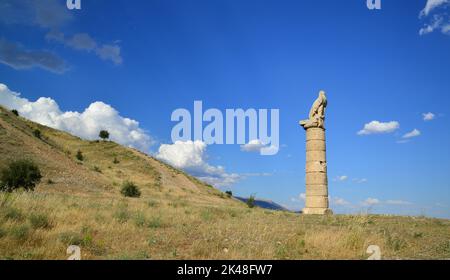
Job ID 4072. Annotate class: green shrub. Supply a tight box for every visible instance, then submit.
[11,109,19,116]
[29,213,52,229]
[59,231,83,246]
[147,217,162,228]
[120,181,141,198]
[10,224,30,240]
[0,160,42,192]
[33,129,41,139]
[2,207,24,221]
[134,212,146,227]
[114,208,130,223]
[76,150,84,161]
[225,191,233,197]
[147,200,159,207]
[113,157,120,164]
[246,195,256,209]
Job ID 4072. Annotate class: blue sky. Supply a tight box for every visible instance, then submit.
[1,0,449,218]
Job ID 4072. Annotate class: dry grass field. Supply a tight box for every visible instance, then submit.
[1,106,450,260]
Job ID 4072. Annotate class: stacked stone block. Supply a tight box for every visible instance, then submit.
[303,127,332,215]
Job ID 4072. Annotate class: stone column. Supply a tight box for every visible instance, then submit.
[303,128,332,215]
[299,91,332,215]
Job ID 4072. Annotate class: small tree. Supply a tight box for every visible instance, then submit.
[76,150,84,161]
[225,191,233,197]
[120,181,141,198]
[246,195,256,209]
[99,130,110,141]
[11,109,19,116]
[0,160,42,192]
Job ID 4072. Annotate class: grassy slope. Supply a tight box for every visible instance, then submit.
[0,106,449,260]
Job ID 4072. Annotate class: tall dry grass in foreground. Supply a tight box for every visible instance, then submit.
[1,192,449,260]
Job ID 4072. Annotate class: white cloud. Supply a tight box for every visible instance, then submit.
[240,139,278,155]
[419,15,444,35]
[0,83,153,151]
[353,178,368,184]
[385,200,413,206]
[299,193,306,201]
[419,0,450,36]
[156,140,239,188]
[443,24,450,34]
[333,175,348,182]
[95,44,123,65]
[420,0,448,17]
[423,112,435,121]
[331,197,350,206]
[357,121,400,135]
[241,172,273,177]
[66,33,98,51]
[402,129,421,139]
[362,198,380,206]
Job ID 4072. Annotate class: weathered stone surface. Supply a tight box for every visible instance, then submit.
[305,161,327,173]
[306,128,326,141]
[306,173,328,185]
[306,140,326,151]
[302,208,333,215]
[306,151,326,162]
[299,91,332,215]
[305,184,328,196]
[306,196,329,208]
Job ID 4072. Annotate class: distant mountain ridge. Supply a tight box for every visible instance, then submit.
[234,196,290,211]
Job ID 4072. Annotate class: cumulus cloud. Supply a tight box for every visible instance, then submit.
[362,198,412,206]
[402,129,421,139]
[66,33,98,51]
[420,0,449,17]
[95,44,123,65]
[0,39,67,73]
[241,172,273,178]
[385,200,412,206]
[423,112,436,121]
[331,197,350,206]
[362,198,380,206]
[240,139,279,155]
[419,0,450,36]
[352,178,368,184]
[333,176,367,183]
[0,83,153,151]
[240,139,265,152]
[357,121,400,135]
[333,175,348,182]
[156,140,240,188]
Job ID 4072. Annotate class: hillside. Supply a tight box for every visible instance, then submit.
[1,105,450,260]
